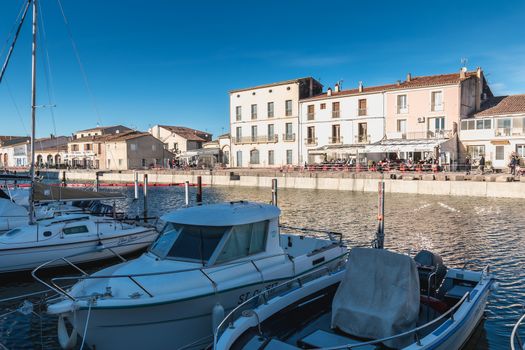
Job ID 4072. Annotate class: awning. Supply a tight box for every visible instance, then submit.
[308,144,365,155]
[364,137,456,154]
[33,182,124,202]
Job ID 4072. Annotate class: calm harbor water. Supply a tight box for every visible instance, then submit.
[0,185,524,349]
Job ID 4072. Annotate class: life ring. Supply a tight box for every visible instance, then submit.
[57,314,78,350]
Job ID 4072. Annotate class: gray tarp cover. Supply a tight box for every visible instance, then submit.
[331,248,420,349]
[32,183,124,202]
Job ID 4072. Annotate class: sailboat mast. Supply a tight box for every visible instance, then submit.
[28,0,37,224]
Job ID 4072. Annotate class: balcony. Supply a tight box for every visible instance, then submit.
[283,133,296,142]
[431,103,444,112]
[356,135,369,144]
[305,137,318,146]
[396,105,409,114]
[494,128,525,137]
[358,108,367,116]
[328,136,343,145]
[398,130,453,140]
[332,110,340,118]
[234,135,279,145]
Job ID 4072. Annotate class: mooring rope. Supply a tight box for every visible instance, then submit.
[79,300,93,350]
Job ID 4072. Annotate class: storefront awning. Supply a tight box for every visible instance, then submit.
[364,136,457,154]
[308,144,365,155]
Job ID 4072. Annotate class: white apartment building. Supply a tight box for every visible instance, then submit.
[148,125,211,156]
[229,77,322,167]
[299,82,386,164]
[460,95,525,169]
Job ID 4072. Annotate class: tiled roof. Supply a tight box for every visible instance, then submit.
[0,137,30,147]
[301,71,479,102]
[105,131,152,142]
[159,125,211,142]
[474,95,525,117]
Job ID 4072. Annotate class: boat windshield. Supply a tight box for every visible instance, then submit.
[150,223,229,263]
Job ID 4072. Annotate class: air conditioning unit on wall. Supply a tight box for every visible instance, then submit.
[417,117,426,123]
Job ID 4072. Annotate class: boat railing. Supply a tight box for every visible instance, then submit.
[279,224,343,244]
[511,313,525,350]
[32,243,297,302]
[213,261,347,347]
[214,263,491,349]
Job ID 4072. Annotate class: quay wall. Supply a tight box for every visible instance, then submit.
[50,170,525,199]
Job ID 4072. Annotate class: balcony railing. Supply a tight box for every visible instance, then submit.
[251,114,257,120]
[305,137,318,146]
[328,136,343,144]
[234,134,279,144]
[332,110,340,118]
[431,103,444,112]
[358,108,367,116]
[356,135,369,144]
[307,112,315,120]
[396,105,409,114]
[283,133,296,142]
[402,129,452,140]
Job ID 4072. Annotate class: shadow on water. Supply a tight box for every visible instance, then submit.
[1,185,523,349]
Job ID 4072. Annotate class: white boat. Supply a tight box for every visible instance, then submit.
[215,247,494,350]
[0,212,158,273]
[43,201,348,350]
[511,313,525,350]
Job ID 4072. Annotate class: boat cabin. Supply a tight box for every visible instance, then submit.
[155,201,282,265]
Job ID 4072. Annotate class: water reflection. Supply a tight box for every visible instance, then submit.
[1,185,524,349]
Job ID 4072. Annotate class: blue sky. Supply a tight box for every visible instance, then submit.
[0,0,524,138]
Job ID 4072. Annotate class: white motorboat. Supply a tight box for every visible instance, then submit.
[511,313,525,350]
[0,212,158,274]
[215,247,494,350]
[43,201,348,350]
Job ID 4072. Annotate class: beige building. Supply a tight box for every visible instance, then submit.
[148,125,211,156]
[230,77,323,167]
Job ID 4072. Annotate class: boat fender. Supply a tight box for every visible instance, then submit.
[212,303,225,332]
[57,314,78,350]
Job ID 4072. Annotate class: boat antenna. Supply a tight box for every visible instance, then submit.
[374,179,385,249]
[28,0,37,225]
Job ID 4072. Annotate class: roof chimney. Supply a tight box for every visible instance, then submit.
[406,73,411,82]
[476,67,482,78]
[327,87,332,96]
[396,80,401,86]
[459,67,466,79]
[358,81,363,93]
[334,83,340,93]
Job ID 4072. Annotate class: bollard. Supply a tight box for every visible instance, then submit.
[271,179,278,206]
[143,174,148,223]
[61,170,66,187]
[196,176,202,204]
[375,181,385,249]
[134,171,139,200]
[184,181,189,206]
[94,172,100,192]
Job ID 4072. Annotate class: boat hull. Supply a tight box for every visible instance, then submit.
[0,228,157,273]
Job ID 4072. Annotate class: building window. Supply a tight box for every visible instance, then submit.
[251,104,257,120]
[250,149,260,164]
[236,127,242,143]
[118,159,123,166]
[307,104,315,120]
[285,100,292,116]
[84,144,92,151]
[223,151,229,164]
[358,123,368,143]
[496,118,512,136]
[236,150,242,167]
[267,124,275,141]
[332,102,340,118]
[268,150,274,165]
[286,150,292,165]
[320,103,326,110]
[267,102,274,118]
[307,126,316,145]
[431,91,443,111]
[251,125,258,142]
[330,124,341,144]
[358,99,367,116]
[495,146,505,160]
[467,145,485,158]
[284,123,294,141]
[397,119,407,135]
[517,144,525,158]
[72,144,79,151]
[107,159,111,167]
[152,144,157,151]
[397,95,408,114]
[236,106,242,121]
[130,143,137,151]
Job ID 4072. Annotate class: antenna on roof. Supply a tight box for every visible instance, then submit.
[460,58,468,72]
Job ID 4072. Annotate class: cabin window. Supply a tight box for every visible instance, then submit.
[1,228,21,237]
[63,225,89,235]
[150,223,228,263]
[215,221,268,263]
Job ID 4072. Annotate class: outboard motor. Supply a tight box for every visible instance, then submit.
[414,250,447,297]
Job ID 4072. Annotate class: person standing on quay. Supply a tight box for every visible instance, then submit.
[509,152,517,175]
[465,155,471,175]
[479,154,485,174]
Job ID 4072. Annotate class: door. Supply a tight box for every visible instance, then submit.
[358,123,367,143]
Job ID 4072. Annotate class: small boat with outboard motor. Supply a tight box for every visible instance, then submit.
[41,201,348,350]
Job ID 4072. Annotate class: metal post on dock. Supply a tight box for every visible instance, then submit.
[143,173,148,222]
[134,171,139,200]
[196,176,202,205]
[271,178,278,206]
[61,170,66,187]
[184,180,189,206]
[375,181,385,249]
[94,171,100,192]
